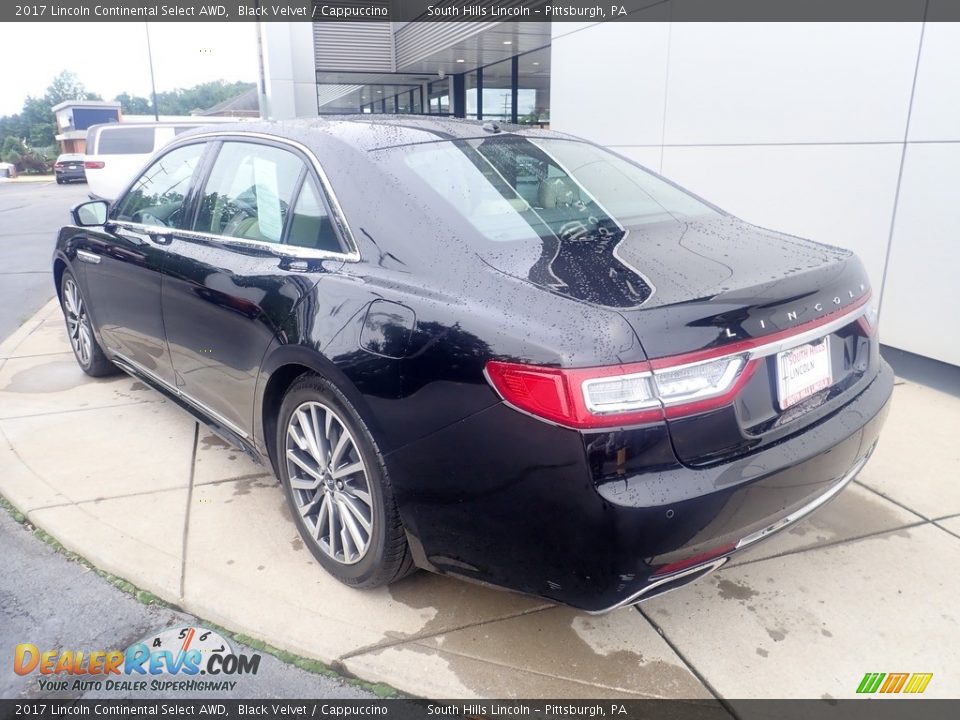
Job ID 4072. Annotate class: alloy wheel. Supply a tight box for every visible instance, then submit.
[63,277,92,367]
[285,401,374,565]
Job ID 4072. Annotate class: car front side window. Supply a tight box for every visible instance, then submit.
[111,143,206,228]
[194,142,305,244]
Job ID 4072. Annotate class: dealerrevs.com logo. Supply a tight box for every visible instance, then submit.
[14,626,261,693]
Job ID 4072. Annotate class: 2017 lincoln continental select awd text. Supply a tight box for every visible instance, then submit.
[53,117,892,612]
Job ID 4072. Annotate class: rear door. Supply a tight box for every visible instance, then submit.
[161,138,347,438]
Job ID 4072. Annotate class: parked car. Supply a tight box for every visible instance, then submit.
[52,118,892,612]
[54,153,86,184]
[83,123,202,200]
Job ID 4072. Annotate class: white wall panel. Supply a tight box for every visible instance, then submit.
[879,143,960,366]
[663,23,920,144]
[550,22,669,146]
[611,146,663,174]
[907,22,960,141]
[550,22,601,41]
[660,144,903,291]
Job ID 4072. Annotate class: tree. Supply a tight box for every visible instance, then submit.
[0,73,257,168]
[115,92,152,115]
[0,71,102,150]
[44,70,101,107]
[1,136,27,164]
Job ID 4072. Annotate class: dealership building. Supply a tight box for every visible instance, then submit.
[258,19,960,368]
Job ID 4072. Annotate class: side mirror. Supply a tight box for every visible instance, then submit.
[72,200,109,227]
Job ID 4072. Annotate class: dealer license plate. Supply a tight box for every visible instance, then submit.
[776,338,833,410]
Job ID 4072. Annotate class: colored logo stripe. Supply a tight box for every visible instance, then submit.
[856,673,885,694]
[879,673,909,693]
[903,673,933,694]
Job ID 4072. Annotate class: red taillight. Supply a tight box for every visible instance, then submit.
[54,163,65,169]
[485,361,664,429]
[84,161,105,170]
[486,354,756,430]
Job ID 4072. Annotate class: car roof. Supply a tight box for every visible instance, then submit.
[174,115,574,153]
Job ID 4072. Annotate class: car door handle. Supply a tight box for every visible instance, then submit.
[76,250,101,264]
[147,231,174,245]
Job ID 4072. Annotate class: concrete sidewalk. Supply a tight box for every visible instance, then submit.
[2,298,959,699]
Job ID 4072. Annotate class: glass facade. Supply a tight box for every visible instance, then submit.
[316,45,550,125]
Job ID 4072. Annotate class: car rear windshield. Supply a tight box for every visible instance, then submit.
[373,136,717,244]
[96,127,155,155]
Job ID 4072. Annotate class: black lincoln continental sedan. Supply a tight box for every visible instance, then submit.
[53,117,892,613]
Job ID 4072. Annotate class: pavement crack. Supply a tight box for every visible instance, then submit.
[635,605,739,717]
[336,603,555,662]
[179,422,200,601]
[852,479,931,521]
[933,521,960,542]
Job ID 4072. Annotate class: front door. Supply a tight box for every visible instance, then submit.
[80,142,208,388]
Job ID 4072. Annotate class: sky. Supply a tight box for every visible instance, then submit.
[2,22,259,116]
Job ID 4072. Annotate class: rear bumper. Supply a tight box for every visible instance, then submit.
[589,443,875,613]
[389,360,894,612]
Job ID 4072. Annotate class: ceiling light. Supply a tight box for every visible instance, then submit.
[456,58,465,63]
[503,40,512,45]
[533,62,540,66]
[376,90,382,94]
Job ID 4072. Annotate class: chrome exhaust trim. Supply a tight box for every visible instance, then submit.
[587,556,729,615]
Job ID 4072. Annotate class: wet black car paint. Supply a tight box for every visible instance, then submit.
[53,117,893,611]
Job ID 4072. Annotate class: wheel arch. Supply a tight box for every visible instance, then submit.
[52,256,69,302]
[256,343,387,477]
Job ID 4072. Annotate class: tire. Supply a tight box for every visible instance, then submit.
[276,373,415,588]
[60,270,118,377]
[56,177,63,184]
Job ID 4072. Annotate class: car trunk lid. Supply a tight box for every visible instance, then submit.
[480,215,878,466]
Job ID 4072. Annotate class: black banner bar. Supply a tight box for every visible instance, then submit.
[5,0,960,23]
[2,700,960,720]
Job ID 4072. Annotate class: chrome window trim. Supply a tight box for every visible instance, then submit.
[111,220,358,262]
[112,351,250,439]
[115,130,361,263]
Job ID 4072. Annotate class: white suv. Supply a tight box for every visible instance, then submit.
[84,123,201,201]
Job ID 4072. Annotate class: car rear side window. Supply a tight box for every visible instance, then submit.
[97,127,156,155]
[111,143,206,227]
[286,176,341,253]
[194,142,304,244]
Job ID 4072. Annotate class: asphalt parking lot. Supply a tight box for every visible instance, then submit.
[1,182,959,700]
[0,180,87,340]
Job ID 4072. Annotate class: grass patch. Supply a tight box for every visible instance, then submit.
[0,492,403,698]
